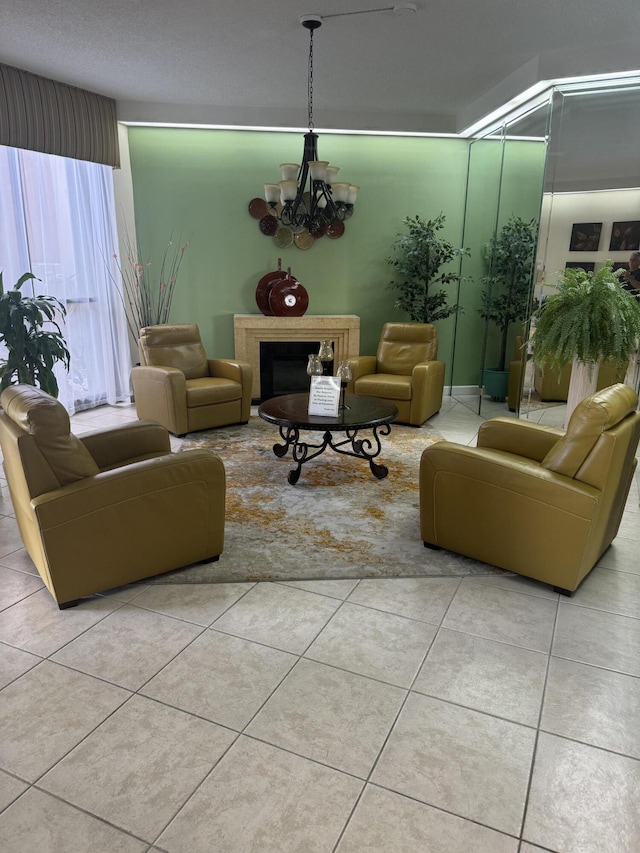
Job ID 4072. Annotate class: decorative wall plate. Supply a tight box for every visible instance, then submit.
[327,221,345,239]
[294,230,314,250]
[273,227,294,248]
[248,198,269,219]
[259,215,278,236]
[268,278,309,317]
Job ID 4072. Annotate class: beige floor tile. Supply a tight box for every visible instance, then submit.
[346,577,461,624]
[140,629,297,729]
[569,566,640,618]
[371,693,536,836]
[0,770,27,812]
[519,844,550,852]
[0,788,147,853]
[0,643,42,689]
[51,603,203,691]
[336,784,518,853]
[276,578,360,599]
[246,658,405,777]
[305,602,436,687]
[597,536,640,574]
[1,661,130,781]
[541,657,640,758]
[39,694,236,842]
[0,518,27,559]
[552,602,640,676]
[212,582,340,654]
[130,581,254,626]
[523,732,640,852]
[462,573,559,600]
[0,589,119,657]
[0,566,43,610]
[443,582,557,652]
[414,628,547,726]
[0,548,38,575]
[616,514,640,541]
[157,736,363,853]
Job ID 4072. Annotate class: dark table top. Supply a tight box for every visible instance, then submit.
[258,393,398,431]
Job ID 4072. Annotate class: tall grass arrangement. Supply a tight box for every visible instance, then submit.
[110,233,191,341]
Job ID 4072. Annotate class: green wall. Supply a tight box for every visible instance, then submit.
[126,127,546,385]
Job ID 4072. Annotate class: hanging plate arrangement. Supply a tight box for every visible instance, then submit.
[327,220,345,239]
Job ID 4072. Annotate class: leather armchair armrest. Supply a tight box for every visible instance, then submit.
[207,359,252,421]
[477,417,563,462]
[207,359,251,385]
[131,365,188,435]
[410,361,445,423]
[80,420,171,469]
[347,355,376,386]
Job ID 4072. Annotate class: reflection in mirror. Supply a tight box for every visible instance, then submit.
[519,78,640,424]
[452,99,550,416]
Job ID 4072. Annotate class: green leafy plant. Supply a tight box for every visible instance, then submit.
[479,216,538,371]
[531,261,640,371]
[387,214,468,323]
[109,233,191,341]
[0,272,71,398]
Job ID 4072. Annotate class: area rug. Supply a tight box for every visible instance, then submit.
[149,417,502,584]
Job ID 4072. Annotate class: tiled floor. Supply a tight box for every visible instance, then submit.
[0,397,639,852]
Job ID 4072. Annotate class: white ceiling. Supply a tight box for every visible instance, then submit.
[1,0,638,133]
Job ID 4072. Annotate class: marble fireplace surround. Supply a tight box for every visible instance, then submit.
[233,314,361,401]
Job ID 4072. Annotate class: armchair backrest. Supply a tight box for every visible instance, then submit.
[376,322,439,375]
[0,385,99,501]
[541,383,640,482]
[138,324,209,379]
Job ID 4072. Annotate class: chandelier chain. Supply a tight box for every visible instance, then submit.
[308,29,314,131]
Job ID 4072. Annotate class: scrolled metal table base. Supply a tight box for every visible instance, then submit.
[273,423,392,485]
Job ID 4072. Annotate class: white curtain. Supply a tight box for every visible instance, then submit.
[0,145,131,413]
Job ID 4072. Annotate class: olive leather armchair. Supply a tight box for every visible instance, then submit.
[0,385,226,608]
[131,323,252,436]
[347,322,445,426]
[420,384,640,594]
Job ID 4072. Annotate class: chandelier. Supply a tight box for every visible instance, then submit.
[263,15,358,237]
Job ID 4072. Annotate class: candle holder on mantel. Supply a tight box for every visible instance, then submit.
[318,339,334,376]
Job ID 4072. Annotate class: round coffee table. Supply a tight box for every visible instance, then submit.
[258,393,398,484]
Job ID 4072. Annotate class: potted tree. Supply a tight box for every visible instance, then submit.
[531,261,640,424]
[387,213,468,323]
[0,272,70,398]
[479,216,537,400]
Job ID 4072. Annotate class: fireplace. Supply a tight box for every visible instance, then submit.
[234,314,360,402]
[259,341,319,401]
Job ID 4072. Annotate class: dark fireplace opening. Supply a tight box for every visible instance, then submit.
[259,341,320,402]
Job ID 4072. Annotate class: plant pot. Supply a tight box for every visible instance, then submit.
[483,367,510,402]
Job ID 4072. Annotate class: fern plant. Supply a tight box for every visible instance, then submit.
[0,272,71,398]
[531,261,640,372]
[387,213,468,323]
[479,216,538,371]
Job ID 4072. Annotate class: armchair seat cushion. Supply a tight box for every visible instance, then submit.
[355,374,413,401]
[186,377,243,407]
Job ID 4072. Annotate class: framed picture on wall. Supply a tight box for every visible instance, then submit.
[565,261,595,272]
[609,221,640,251]
[569,222,602,251]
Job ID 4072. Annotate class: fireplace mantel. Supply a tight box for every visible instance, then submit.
[234,314,360,400]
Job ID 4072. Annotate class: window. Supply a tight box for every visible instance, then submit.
[0,145,131,413]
